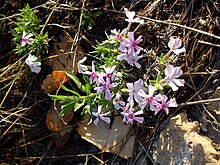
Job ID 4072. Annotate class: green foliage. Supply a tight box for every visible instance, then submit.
[49,72,96,117]
[81,11,102,30]
[11,4,48,57]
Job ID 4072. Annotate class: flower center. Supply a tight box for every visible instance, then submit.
[22,38,28,42]
[128,113,134,119]
[117,34,122,40]
[131,41,136,47]
[126,51,130,56]
[148,97,153,102]
[107,73,112,77]
[161,104,167,109]
[104,83,109,89]
[91,72,96,78]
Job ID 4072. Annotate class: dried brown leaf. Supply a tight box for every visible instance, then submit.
[41,71,70,93]
[46,102,73,131]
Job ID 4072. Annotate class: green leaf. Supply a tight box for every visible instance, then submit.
[60,83,80,96]
[85,83,91,95]
[60,101,75,116]
[74,98,85,112]
[81,104,91,115]
[83,76,91,95]
[66,72,85,92]
[49,95,78,102]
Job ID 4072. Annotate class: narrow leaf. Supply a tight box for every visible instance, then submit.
[60,101,75,116]
[74,98,85,112]
[66,72,85,92]
[60,83,80,96]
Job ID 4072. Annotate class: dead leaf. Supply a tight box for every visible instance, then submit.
[46,101,73,148]
[77,113,135,159]
[46,101,73,131]
[41,71,70,93]
[44,31,84,72]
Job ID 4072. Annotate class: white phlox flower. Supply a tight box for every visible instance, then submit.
[124,8,144,24]
[92,106,111,125]
[168,36,186,55]
[25,54,41,73]
[77,57,88,73]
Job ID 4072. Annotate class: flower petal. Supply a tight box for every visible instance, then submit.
[173,47,186,55]
[173,78,185,87]
[169,81,179,91]
[134,117,144,123]
[134,110,143,116]
[172,67,183,78]
[167,98,178,107]
[165,64,174,77]
[100,116,111,124]
[93,117,100,125]
[105,88,112,100]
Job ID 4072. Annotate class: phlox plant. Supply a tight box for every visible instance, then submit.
[49,8,186,125]
[12,4,48,73]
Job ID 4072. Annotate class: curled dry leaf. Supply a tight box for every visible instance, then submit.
[77,112,135,159]
[46,101,73,131]
[41,71,70,94]
[46,101,73,148]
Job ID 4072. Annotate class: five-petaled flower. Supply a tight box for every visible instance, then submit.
[122,32,143,56]
[77,57,88,73]
[101,65,121,81]
[111,28,126,41]
[154,94,178,115]
[25,54,41,73]
[83,61,100,85]
[138,86,159,111]
[124,8,144,24]
[164,64,185,91]
[123,107,144,124]
[21,31,33,47]
[92,106,111,125]
[127,79,146,105]
[113,93,125,110]
[94,77,118,100]
[168,36,186,55]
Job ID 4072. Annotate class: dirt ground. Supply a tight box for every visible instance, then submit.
[1,0,220,164]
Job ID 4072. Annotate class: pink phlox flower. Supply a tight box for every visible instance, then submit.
[168,36,186,55]
[120,103,133,123]
[21,31,33,46]
[94,77,118,100]
[154,94,178,115]
[127,79,146,105]
[164,64,185,91]
[92,106,111,125]
[77,57,88,73]
[117,48,142,68]
[117,48,133,65]
[124,8,144,24]
[83,61,100,85]
[101,65,122,81]
[110,28,126,41]
[138,86,159,111]
[124,108,144,124]
[124,32,143,55]
[113,92,125,110]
